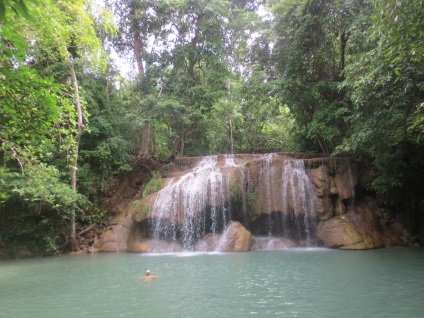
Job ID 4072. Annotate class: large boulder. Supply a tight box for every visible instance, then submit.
[353,200,408,246]
[219,221,253,252]
[317,216,382,249]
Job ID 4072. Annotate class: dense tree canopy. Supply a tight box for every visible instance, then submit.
[1,0,423,255]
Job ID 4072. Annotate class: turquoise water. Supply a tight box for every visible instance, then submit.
[1,248,424,318]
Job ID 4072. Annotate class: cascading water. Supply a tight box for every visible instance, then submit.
[224,154,238,167]
[260,153,277,235]
[251,157,318,247]
[148,154,318,251]
[280,159,317,246]
[149,156,232,250]
[224,154,250,228]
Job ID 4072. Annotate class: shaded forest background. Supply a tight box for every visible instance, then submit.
[1,0,423,256]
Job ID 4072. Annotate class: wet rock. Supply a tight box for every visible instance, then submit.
[316,198,333,220]
[329,178,338,196]
[333,169,355,201]
[317,197,410,250]
[354,200,408,247]
[92,215,135,252]
[317,216,382,250]
[334,198,346,216]
[309,164,331,198]
[316,196,345,221]
[219,221,253,252]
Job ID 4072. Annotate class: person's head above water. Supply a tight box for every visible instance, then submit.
[145,270,151,276]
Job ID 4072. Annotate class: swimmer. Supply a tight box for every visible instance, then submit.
[144,270,158,280]
[134,269,158,281]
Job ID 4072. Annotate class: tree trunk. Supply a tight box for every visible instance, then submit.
[152,125,158,157]
[178,133,185,158]
[131,4,145,77]
[339,31,350,75]
[228,117,234,154]
[68,57,85,252]
[105,62,111,100]
[316,135,329,155]
[139,123,151,157]
[187,14,203,80]
[131,3,152,157]
[227,79,234,154]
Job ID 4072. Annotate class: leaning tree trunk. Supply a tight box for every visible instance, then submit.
[68,57,85,252]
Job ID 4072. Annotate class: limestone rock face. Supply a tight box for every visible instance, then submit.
[334,168,357,200]
[353,200,408,247]
[309,164,331,198]
[308,160,355,222]
[317,216,381,249]
[91,215,135,252]
[219,221,253,252]
[316,198,333,221]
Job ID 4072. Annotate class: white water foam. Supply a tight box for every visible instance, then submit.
[150,156,232,250]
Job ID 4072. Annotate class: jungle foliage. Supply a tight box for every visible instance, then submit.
[1,0,423,256]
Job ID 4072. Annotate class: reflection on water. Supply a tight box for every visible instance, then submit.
[1,248,424,318]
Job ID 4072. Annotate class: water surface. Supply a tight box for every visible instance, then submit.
[1,248,423,317]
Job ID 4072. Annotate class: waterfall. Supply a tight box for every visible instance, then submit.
[150,156,232,250]
[147,154,318,251]
[280,160,317,246]
[224,154,237,167]
[225,154,250,228]
[260,153,277,235]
